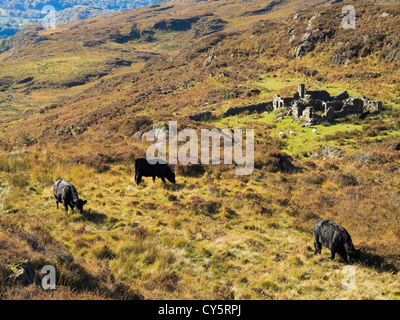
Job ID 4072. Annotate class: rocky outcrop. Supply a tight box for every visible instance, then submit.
[385,36,400,63]
[133,122,169,140]
[293,17,332,59]
[188,110,212,122]
[295,41,312,59]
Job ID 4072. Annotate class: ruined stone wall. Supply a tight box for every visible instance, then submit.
[223,101,273,117]
[303,98,324,112]
[333,90,350,101]
[273,95,293,109]
[291,101,306,118]
[304,90,331,101]
[330,98,364,119]
[362,96,383,112]
[188,110,212,122]
[323,100,344,112]
[302,107,314,123]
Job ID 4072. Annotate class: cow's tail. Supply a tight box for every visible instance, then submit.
[134,159,139,184]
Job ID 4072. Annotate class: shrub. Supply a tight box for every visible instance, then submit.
[175,163,206,177]
[213,282,235,300]
[156,271,179,292]
[302,173,326,185]
[189,196,221,216]
[334,173,358,187]
[93,245,116,260]
[116,116,153,136]
[222,207,239,219]
[254,146,296,172]
[10,173,29,188]
[129,226,148,239]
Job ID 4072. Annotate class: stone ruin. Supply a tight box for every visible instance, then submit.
[273,83,382,125]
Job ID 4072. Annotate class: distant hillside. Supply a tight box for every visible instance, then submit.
[2,0,400,301]
[0,0,399,157]
[0,0,164,39]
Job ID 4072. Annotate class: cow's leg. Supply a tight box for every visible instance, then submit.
[136,175,142,185]
[345,254,352,265]
[69,204,75,212]
[152,176,156,183]
[314,239,322,255]
[330,249,336,261]
[161,177,166,184]
[56,200,59,209]
[63,202,69,214]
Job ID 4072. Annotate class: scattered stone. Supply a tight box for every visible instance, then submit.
[330,53,351,66]
[288,34,296,44]
[295,41,311,59]
[310,145,345,160]
[353,152,375,165]
[203,54,216,67]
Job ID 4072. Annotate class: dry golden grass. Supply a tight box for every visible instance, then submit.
[1,0,400,300]
[1,146,400,299]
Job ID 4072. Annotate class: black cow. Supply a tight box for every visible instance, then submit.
[314,219,360,264]
[135,158,175,185]
[53,178,87,214]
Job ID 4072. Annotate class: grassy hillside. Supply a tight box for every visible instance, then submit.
[1,0,400,300]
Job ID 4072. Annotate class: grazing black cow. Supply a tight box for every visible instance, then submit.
[135,158,175,185]
[53,178,87,214]
[314,219,360,264]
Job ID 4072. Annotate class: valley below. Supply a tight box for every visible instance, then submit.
[0,0,400,300]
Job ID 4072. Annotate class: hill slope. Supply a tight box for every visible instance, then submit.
[1,0,400,300]
[0,0,162,39]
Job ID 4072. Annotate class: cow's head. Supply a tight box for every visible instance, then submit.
[166,167,176,184]
[73,199,87,214]
[347,248,361,264]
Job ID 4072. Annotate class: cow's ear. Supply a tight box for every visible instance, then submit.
[83,200,87,204]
